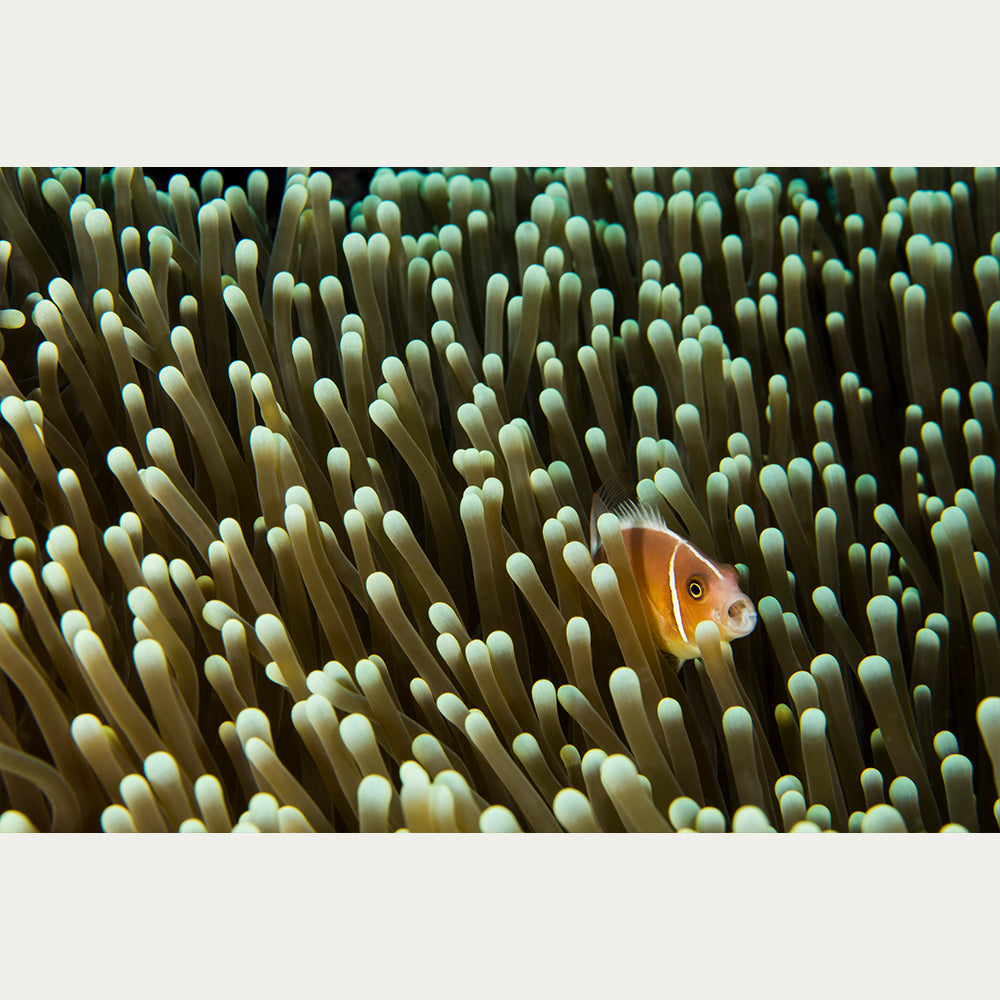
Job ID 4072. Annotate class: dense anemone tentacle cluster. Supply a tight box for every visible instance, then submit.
[0,165,998,834]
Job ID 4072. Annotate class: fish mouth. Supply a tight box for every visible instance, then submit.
[720,597,757,639]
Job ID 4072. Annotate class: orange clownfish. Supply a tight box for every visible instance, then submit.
[590,483,757,661]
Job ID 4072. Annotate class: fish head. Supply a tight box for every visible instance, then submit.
[705,563,758,642]
[668,544,758,650]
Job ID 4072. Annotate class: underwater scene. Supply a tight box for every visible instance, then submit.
[0,165,998,833]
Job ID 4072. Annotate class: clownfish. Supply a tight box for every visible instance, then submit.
[590,482,757,661]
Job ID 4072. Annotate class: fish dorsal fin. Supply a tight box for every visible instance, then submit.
[608,498,672,534]
[591,476,635,555]
[594,476,635,515]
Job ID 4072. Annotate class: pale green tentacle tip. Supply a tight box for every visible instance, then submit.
[732,806,774,832]
[357,774,394,832]
[0,810,40,833]
[775,774,804,799]
[866,593,898,625]
[940,753,976,832]
[888,775,919,803]
[805,805,832,830]
[976,697,1000,742]
[634,190,665,218]
[722,704,752,738]
[101,804,138,833]
[934,731,959,760]
[694,807,726,833]
[858,655,893,689]
[939,824,969,833]
[861,804,908,832]
[668,797,700,831]
[553,788,601,833]
[779,789,806,828]
[480,806,523,833]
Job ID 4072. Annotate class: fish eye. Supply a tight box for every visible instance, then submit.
[687,578,704,600]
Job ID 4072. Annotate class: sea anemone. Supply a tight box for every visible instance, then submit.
[0,165,997,832]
